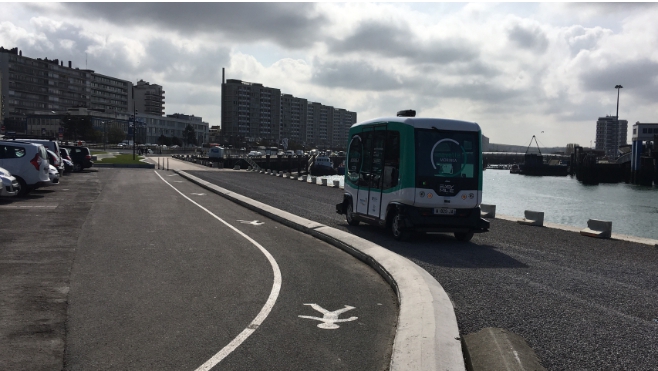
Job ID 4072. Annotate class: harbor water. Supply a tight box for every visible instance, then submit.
[482,170,658,240]
[319,171,658,241]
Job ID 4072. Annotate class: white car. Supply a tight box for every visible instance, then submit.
[0,166,20,197]
[0,140,51,196]
[45,165,60,186]
[247,151,262,157]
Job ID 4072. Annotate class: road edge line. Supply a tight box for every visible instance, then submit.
[174,169,465,371]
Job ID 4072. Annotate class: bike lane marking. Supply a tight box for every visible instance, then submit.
[154,171,282,371]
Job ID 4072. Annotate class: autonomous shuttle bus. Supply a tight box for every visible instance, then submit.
[336,110,490,241]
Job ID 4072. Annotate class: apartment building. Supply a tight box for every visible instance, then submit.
[221,77,356,149]
[596,116,628,158]
[330,108,356,150]
[280,93,308,145]
[133,79,165,116]
[221,79,281,143]
[0,46,132,133]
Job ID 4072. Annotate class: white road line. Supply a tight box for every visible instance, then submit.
[154,171,282,370]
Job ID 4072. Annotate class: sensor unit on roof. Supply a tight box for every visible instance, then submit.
[397,109,416,117]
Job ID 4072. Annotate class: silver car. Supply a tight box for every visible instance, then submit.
[0,166,20,197]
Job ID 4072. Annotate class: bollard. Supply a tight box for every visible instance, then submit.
[277,171,283,177]
[158,157,160,170]
[167,158,169,170]
[517,210,544,226]
[234,165,240,170]
[580,219,612,239]
[481,204,496,218]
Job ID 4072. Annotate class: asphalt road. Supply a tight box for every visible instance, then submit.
[64,169,397,371]
[1,168,397,371]
[186,168,658,371]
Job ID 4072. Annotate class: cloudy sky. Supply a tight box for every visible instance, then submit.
[2,2,657,147]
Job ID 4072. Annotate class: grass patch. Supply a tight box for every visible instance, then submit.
[97,154,145,165]
[91,150,108,155]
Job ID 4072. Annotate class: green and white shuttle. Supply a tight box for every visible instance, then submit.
[336,110,490,241]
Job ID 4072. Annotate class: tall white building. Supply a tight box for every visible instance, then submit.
[596,116,628,158]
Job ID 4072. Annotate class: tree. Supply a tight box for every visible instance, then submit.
[157,134,172,146]
[172,136,183,147]
[61,115,94,141]
[108,126,126,144]
[183,124,197,146]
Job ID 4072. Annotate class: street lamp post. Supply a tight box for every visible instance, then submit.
[615,84,623,118]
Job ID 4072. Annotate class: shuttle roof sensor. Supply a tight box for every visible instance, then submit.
[397,109,416,117]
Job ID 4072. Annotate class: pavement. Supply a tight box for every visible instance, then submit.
[149,156,468,370]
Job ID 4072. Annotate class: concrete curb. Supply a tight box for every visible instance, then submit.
[94,163,155,168]
[175,170,465,371]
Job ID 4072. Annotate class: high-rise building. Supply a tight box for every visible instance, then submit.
[280,93,307,145]
[0,46,132,133]
[221,79,281,145]
[596,116,628,158]
[221,77,356,149]
[330,108,356,150]
[133,80,165,116]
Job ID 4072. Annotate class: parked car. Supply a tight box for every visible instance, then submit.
[59,148,74,173]
[62,158,74,173]
[61,145,93,172]
[13,138,63,173]
[0,166,21,197]
[0,140,51,196]
[247,151,262,158]
[45,165,60,186]
[46,149,64,175]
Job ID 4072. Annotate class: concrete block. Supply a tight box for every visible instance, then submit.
[282,173,288,178]
[233,165,240,170]
[462,327,546,371]
[580,219,612,239]
[310,176,317,183]
[481,204,496,218]
[299,175,307,181]
[321,178,328,186]
[277,171,283,177]
[333,180,340,188]
[517,210,544,226]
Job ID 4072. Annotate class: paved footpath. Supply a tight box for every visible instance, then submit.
[63,168,398,371]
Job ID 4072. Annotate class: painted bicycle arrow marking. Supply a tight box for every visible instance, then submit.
[237,220,264,226]
[298,304,357,329]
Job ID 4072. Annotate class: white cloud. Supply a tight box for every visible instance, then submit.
[2,2,658,147]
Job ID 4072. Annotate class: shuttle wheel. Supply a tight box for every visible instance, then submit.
[346,202,360,226]
[454,231,474,242]
[391,212,411,241]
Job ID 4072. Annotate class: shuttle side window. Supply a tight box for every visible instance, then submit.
[383,131,400,189]
[347,134,363,185]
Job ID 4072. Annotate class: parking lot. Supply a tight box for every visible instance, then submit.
[0,169,101,370]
